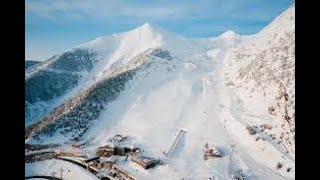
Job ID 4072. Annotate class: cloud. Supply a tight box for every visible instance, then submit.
[25,0,190,22]
[26,0,293,26]
[27,0,285,22]
[25,0,294,34]
[122,6,181,19]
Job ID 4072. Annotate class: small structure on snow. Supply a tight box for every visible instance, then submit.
[203,143,223,160]
[84,156,100,163]
[107,134,129,144]
[96,145,140,157]
[164,129,187,156]
[96,145,115,157]
[72,142,87,149]
[84,156,102,169]
[131,155,161,169]
[107,165,136,180]
[101,156,117,169]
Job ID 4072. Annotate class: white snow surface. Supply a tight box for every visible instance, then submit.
[26,5,295,180]
[25,159,99,180]
[25,23,206,128]
[77,22,205,78]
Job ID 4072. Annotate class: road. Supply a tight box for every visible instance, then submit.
[25,175,62,180]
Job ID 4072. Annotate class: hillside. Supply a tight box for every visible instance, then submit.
[224,4,295,157]
[25,60,40,69]
[26,4,295,180]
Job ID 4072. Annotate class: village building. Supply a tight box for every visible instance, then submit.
[96,145,140,157]
[107,165,136,180]
[84,156,101,169]
[96,145,115,157]
[131,155,161,169]
[100,156,117,169]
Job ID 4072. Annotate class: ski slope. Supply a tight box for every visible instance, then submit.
[26,4,295,180]
[79,30,294,179]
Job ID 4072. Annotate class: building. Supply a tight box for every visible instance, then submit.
[131,155,161,169]
[203,144,223,160]
[101,156,117,169]
[84,156,100,163]
[97,145,140,157]
[114,147,125,155]
[84,156,101,169]
[96,146,115,157]
[107,134,129,144]
[107,165,136,180]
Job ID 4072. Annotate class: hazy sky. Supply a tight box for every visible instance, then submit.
[25,0,294,61]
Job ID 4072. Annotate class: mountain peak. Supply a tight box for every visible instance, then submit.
[140,22,152,29]
[219,30,237,39]
[130,22,158,34]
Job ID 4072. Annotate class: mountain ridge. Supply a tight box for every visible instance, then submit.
[26,4,295,179]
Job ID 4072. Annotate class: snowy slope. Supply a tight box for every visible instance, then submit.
[25,159,99,180]
[76,22,206,81]
[25,23,203,128]
[224,4,295,158]
[26,4,295,180]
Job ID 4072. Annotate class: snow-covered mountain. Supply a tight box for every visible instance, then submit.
[224,4,295,157]
[25,23,203,128]
[25,4,295,180]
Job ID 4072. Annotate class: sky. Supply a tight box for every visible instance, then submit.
[25,0,294,61]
